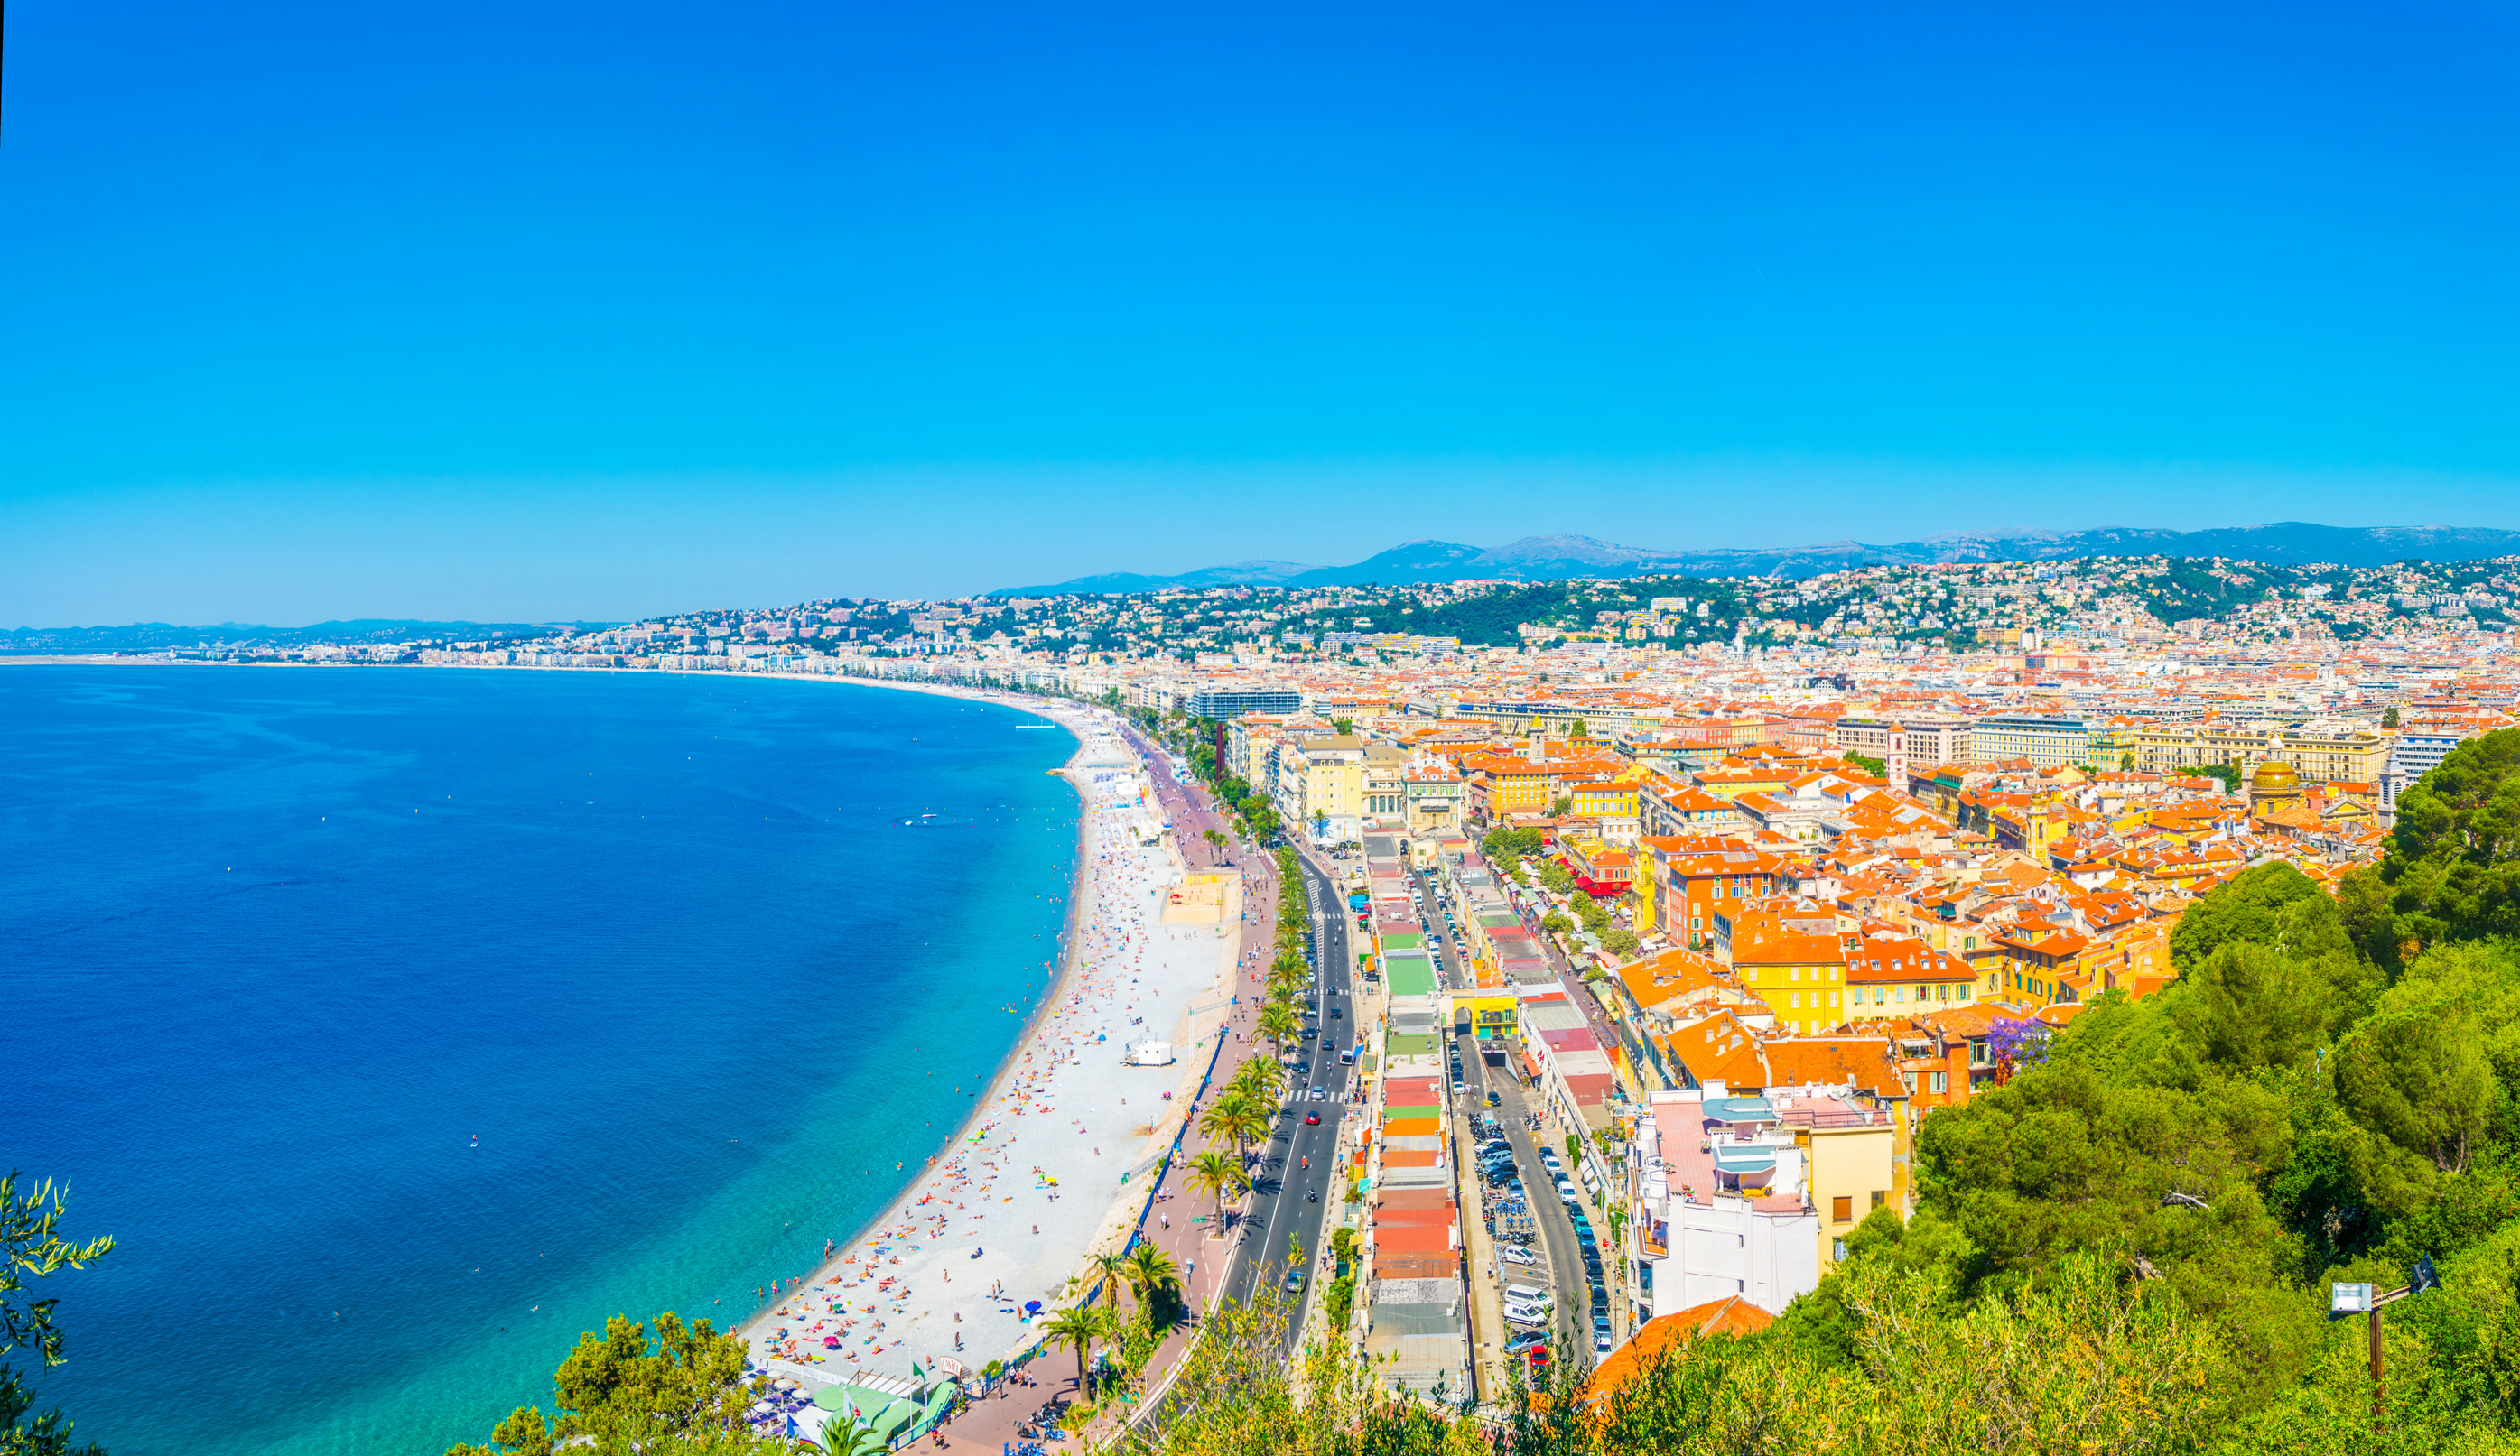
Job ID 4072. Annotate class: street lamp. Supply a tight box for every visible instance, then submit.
[2330,1256,2440,1423]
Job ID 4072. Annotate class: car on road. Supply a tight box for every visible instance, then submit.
[1504,1332,1548,1356]
[1286,1268,1307,1293]
[1322,1035,1336,1049]
[1293,1060,1310,1074]
[1305,1112,1321,1125]
[1539,1150,1563,1174]
[1498,1246,1538,1266]
[1595,1332,1614,1355]
[1310,1087,1328,1101]
[1555,1179,1578,1201]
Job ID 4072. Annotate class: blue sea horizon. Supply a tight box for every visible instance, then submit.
[5,666,1078,1455]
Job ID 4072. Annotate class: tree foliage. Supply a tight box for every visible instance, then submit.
[446,1312,780,1456]
[2368,728,2520,954]
[2,1173,112,1456]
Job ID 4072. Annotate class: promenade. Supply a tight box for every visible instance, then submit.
[926,720,1290,1451]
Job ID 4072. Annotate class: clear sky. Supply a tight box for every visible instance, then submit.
[5,0,2515,625]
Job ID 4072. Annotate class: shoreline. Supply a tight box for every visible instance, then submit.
[735,677,1105,1326]
[12,658,1223,1406]
[725,673,1240,1413]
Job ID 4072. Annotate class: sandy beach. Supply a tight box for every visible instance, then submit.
[738,684,1242,1408]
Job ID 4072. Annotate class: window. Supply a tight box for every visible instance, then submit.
[1931,1071,1948,1092]
[1871,1190,1887,1210]
[1832,1195,1853,1223]
[1789,992,1800,1009]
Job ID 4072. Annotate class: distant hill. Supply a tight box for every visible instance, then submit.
[0,618,606,656]
[990,523,2520,594]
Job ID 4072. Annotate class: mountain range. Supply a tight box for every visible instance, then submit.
[0,619,599,656]
[990,523,2520,595]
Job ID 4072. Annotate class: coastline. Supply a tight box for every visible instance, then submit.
[733,678,1103,1324]
[727,672,1241,1414]
[6,657,1234,1421]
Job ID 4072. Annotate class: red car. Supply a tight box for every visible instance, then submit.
[1306,1112,1322,1125]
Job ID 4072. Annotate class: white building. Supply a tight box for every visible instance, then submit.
[1630,1090,1821,1322]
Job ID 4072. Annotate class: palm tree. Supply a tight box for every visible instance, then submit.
[1256,1001,1301,1054]
[1200,1092,1270,1165]
[1231,1053,1286,1100]
[818,1416,889,1456]
[1185,1149,1248,1228]
[1084,1246,1133,1313]
[1038,1304,1102,1391]
[1123,1243,1182,1316]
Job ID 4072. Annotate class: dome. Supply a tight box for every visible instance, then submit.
[2250,760,2301,790]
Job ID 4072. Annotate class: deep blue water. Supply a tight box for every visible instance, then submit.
[4,666,1077,1455]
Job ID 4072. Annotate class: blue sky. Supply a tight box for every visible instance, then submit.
[5,0,2515,624]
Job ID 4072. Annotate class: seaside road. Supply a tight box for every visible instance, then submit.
[1217,846,1353,1349]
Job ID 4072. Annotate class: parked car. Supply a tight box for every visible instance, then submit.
[1499,1246,1539,1267]
[1594,1332,1614,1355]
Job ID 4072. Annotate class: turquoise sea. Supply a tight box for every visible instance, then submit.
[4,666,1078,1455]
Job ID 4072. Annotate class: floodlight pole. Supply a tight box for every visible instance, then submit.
[2366,1284,2413,1423]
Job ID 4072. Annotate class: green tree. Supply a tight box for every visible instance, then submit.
[447,1311,776,1456]
[1084,1246,1133,1312]
[1037,1305,1105,1391]
[1200,1092,1272,1165]
[2169,861,2341,971]
[2,1172,114,1456]
[814,1416,888,1456]
[1549,793,1573,817]
[2376,727,2520,951]
[1123,1243,1183,1322]
[1186,1150,1249,1229]
[2384,705,2402,728]
[1481,827,1546,859]
[1256,1000,1301,1054]
[1231,1053,1287,1101]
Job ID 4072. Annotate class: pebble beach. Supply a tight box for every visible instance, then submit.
[740,691,1240,1407]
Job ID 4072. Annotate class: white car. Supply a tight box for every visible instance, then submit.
[1498,1247,1539,1267]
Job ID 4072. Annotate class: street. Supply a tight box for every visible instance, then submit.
[1217,845,1353,1349]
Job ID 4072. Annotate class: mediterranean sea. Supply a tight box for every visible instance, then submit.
[4,666,1079,1456]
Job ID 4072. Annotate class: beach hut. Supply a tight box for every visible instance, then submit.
[1122,1038,1176,1066]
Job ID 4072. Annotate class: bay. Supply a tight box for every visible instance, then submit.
[2,665,1078,1455]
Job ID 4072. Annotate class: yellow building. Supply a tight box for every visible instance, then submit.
[1728,925,1849,1036]
[2133,723,2390,784]
[1276,735,1366,840]
[1569,780,1641,820]
[1805,1117,1897,1266]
